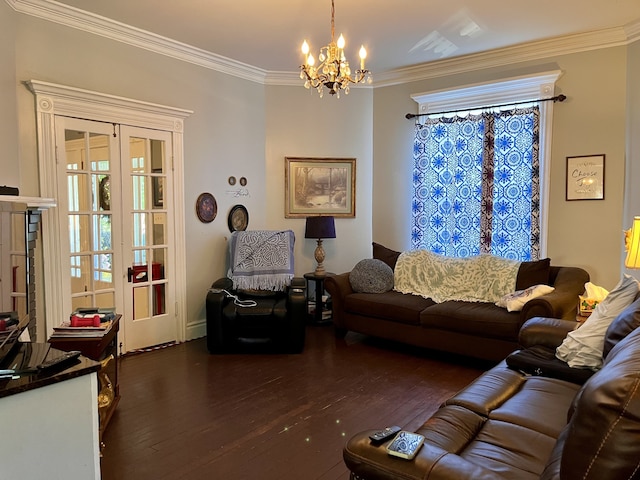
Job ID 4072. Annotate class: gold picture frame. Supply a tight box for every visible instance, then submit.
[285,157,356,218]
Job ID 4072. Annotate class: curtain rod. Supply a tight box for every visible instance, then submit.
[405,94,566,120]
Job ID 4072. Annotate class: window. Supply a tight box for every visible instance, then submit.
[410,72,561,260]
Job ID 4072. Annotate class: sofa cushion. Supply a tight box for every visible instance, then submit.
[516,258,551,290]
[344,290,434,325]
[372,242,401,270]
[417,405,486,452]
[348,258,394,293]
[556,274,639,369]
[489,375,580,438]
[420,301,522,341]
[444,362,525,416]
[461,419,556,479]
[602,296,640,358]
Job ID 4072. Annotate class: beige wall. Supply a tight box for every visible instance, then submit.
[265,85,374,276]
[0,1,19,187]
[372,47,630,288]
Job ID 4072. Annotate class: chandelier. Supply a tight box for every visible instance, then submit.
[299,0,372,98]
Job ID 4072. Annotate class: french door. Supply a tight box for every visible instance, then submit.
[120,125,176,351]
[55,117,177,352]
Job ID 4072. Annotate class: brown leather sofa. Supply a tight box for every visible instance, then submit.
[325,244,589,362]
[344,314,640,480]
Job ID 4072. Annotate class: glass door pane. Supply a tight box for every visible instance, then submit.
[65,129,116,312]
[129,136,168,320]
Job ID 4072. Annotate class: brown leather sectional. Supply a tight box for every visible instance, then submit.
[325,244,589,362]
[344,314,640,479]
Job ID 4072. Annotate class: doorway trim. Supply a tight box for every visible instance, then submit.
[26,80,193,340]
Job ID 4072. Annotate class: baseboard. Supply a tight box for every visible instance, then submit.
[186,319,206,341]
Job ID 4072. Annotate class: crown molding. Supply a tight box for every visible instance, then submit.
[6,0,267,84]
[411,71,563,115]
[263,71,301,87]
[374,25,634,87]
[626,20,640,43]
[7,0,640,88]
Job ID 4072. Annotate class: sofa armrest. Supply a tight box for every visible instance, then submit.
[287,277,307,313]
[324,272,352,329]
[205,277,234,353]
[344,431,505,480]
[520,266,589,321]
[518,316,579,349]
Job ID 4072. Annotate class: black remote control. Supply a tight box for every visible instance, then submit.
[37,350,81,370]
[369,426,401,443]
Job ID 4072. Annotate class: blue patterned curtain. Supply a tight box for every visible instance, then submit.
[412,106,540,261]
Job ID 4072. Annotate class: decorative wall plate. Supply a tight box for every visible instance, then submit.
[228,204,249,232]
[196,193,217,223]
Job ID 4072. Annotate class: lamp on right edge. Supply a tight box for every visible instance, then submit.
[625,216,640,269]
[305,216,336,276]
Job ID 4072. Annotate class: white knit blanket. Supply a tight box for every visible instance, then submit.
[394,250,520,303]
[228,230,295,291]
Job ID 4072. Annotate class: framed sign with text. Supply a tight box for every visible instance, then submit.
[566,154,605,201]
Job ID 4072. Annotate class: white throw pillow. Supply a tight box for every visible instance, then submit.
[495,284,555,312]
[556,274,640,370]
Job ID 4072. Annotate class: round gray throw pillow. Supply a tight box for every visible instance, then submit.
[349,258,394,293]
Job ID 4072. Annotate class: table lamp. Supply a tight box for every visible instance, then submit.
[305,216,336,276]
[625,216,640,269]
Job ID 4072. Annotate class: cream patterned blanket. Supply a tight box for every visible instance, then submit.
[394,250,520,303]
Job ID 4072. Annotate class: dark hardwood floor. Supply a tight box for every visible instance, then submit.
[100,326,491,480]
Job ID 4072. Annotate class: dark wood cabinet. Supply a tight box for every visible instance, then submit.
[49,315,121,444]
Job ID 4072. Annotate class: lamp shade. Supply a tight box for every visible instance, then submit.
[305,216,336,239]
[626,216,640,269]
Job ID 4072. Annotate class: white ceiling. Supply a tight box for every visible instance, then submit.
[40,0,640,74]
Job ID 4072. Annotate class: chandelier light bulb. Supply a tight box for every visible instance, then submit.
[337,34,345,49]
[359,45,367,69]
[307,54,315,67]
[301,40,310,55]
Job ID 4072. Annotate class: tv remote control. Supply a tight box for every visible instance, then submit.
[37,350,81,370]
[369,426,401,443]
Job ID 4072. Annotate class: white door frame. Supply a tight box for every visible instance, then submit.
[27,80,192,341]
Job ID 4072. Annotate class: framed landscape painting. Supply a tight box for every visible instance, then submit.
[284,157,356,218]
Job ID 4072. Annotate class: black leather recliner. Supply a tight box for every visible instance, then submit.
[206,276,307,353]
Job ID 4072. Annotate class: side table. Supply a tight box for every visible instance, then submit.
[304,272,334,325]
[48,314,121,448]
